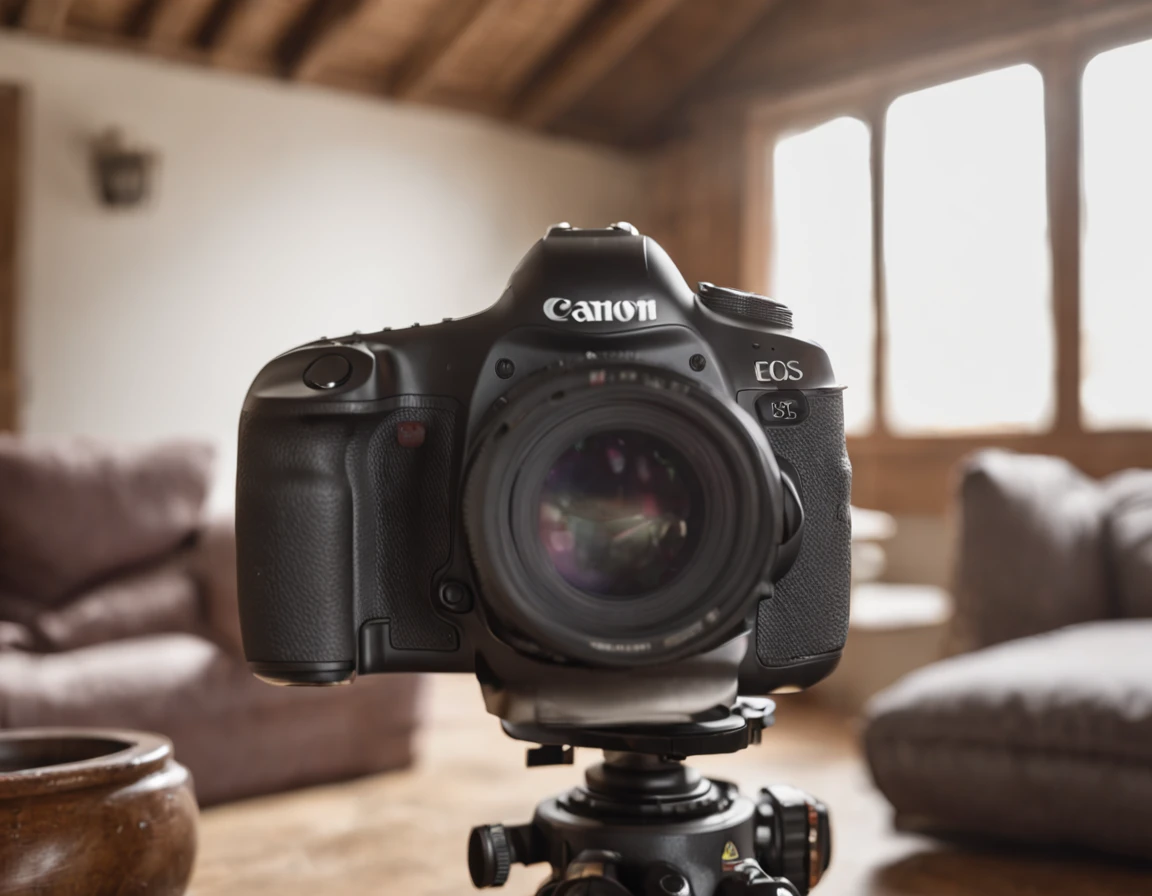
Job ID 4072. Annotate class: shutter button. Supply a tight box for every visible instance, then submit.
[303,354,352,390]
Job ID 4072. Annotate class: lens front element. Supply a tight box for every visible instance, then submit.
[538,431,704,598]
[464,364,783,667]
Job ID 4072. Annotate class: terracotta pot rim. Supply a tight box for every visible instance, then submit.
[0,728,172,800]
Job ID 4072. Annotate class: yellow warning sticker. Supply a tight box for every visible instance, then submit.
[721,841,740,862]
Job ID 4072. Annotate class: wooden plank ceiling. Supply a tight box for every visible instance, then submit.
[4,0,1148,145]
[0,0,782,145]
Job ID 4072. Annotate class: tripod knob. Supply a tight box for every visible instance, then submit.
[469,824,513,888]
[754,785,831,895]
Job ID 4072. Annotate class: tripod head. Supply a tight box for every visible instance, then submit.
[469,700,832,896]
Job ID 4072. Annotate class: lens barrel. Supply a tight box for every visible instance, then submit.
[463,363,784,667]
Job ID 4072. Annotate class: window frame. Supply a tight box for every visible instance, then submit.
[741,5,1152,514]
[0,85,18,434]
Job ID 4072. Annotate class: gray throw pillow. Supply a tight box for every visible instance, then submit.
[1105,469,1152,620]
[863,620,1152,859]
[954,450,1110,648]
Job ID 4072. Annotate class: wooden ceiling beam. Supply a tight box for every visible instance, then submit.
[279,0,368,81]
[516,0,687,129]
[124,0,162,40]
[124,0,152,38]
[133,0,215,50]
[193,0,250,52]
[388,0,501,101]
[624,0,783,140]
[21,0,75,35]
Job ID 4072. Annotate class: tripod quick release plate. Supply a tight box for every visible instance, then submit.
[502,698,775,759]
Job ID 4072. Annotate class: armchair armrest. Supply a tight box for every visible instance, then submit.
[186,516,244,657]
[952,450,1111,650]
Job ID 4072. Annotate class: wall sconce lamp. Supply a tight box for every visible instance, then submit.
[91,128,157,208]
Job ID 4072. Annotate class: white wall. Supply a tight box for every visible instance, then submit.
[0,34,644,511]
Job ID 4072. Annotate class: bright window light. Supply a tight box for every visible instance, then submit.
[771,116,874,435]
[1082,39,1152,430]
[883,64,1054,435]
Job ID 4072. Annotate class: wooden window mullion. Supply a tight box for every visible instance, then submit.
[0,85,20,433]
[868,104,890,438]
[1041,41,1085,436]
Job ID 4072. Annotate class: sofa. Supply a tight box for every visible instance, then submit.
[0,435,422,806]
[862,450,1152,859]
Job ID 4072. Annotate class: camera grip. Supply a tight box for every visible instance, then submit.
[757,393,852,666]
[236,411,359,672]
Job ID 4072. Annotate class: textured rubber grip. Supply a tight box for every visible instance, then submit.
[237,401,461,668]
[236,411,360,665]
[757,393,852,665]
[359,405,458,651]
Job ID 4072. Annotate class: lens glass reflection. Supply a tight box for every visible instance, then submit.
[538,430,703,597]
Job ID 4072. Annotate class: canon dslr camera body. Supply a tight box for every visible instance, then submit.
[237,223,851,726]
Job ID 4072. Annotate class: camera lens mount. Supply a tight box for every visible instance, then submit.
[464,363,785,668]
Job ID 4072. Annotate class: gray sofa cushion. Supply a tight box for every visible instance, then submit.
[0,436,214,604]
[1106,469,1152,619]
[954,451,1111,648]
[863,620,1152,859]
[0,634,423,806]
[32,552,204,652]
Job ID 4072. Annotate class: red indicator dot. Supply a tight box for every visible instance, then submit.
[396,421,426,448]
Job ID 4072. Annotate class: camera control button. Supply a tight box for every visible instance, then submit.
[303,354,352,390]
[699,282,793,330]
[439,581,473,613]
[756,390,809,427]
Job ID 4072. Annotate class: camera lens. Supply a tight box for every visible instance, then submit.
[464,363,784,667]
[538,431,704,598]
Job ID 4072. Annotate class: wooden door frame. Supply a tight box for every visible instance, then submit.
[0,84,20,432]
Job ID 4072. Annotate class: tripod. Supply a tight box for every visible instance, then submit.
[467,700,831,896]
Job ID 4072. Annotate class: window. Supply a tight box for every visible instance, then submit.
[770,65,1053,437]
[758,21,1152,512]
[771,117,874,434]
[884,65,1053,434]
[1082,38,1152,430]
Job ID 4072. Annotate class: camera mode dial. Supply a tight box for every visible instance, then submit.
[698,283,793,330]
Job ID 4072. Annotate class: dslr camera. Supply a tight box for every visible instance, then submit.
[236,223,851,727]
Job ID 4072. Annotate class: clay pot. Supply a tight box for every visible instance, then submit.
[0,728,197,895]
